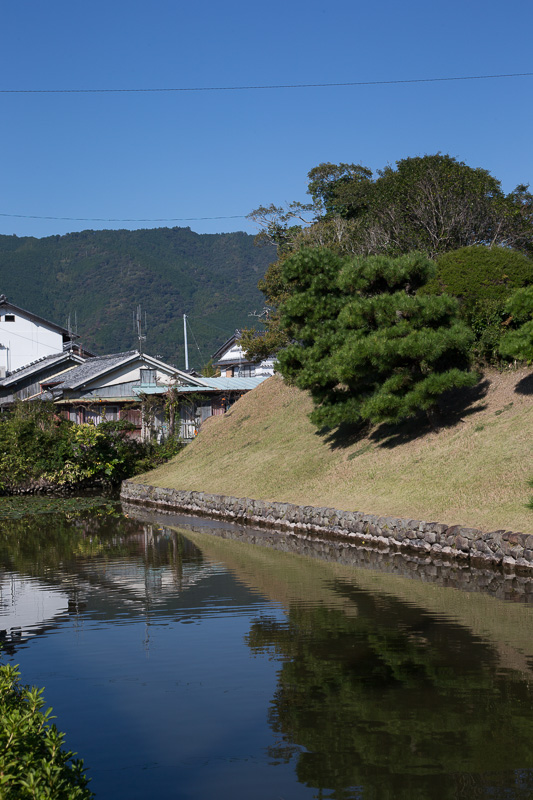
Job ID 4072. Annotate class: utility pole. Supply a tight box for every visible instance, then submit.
[183,314,189,371]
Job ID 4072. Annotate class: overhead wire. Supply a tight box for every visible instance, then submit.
[0,72,531,93]
[0,212,247,222]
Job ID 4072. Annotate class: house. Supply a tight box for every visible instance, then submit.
[134,374,269,440]
[212,330,275,378]
[0,295,79,376]
[42,350,209,438]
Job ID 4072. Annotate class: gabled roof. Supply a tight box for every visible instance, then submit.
[0,295,76,339]
[52,350,210,391]
[0,351,85,387]
[211,330,242,362]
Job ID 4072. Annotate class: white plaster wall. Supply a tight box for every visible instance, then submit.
[218,344,244,363]
[0,314,63,372]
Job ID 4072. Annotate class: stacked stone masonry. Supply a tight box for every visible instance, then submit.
[120,482,533,573]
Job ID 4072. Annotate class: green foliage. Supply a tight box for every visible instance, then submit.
[277,249,476,427]
[0,403,182,491]
[421,245,533,363]
[247,155,533,358]
[426,245,533,304]
[0,663,93,799]
[0,227,274,368]
[499,285,533,361]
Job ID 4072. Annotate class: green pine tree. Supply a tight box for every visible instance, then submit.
[277,249,477,427]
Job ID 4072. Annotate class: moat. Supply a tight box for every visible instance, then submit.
[2,496,533,799]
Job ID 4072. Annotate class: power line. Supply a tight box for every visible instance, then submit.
[0,72,531,93]
[0,212,246,222]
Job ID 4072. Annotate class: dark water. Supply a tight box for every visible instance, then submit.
[2,499,533,799]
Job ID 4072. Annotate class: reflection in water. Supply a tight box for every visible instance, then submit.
[2,500,533,799]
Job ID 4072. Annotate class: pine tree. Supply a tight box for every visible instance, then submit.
[277,249,477,427]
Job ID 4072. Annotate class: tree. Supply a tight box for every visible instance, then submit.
[277,249,476,427]
[245,155,533,361]
[499,286,533,361]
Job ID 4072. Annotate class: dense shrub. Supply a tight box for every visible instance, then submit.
[499,285,533,362]
[427,246,533,303]
[422,246,533,363]
[0,402,183,491]
[0,663,93,798]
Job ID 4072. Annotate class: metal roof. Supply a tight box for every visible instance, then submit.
[133,375,269,395]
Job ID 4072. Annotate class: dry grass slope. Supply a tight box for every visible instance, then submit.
[137,370,533,534]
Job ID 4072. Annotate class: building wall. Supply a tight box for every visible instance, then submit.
[0,313,63,373]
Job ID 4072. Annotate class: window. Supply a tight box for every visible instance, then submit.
[4,315,15,322]
[236,365,255,377]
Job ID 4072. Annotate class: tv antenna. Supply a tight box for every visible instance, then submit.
[134,305,147,353]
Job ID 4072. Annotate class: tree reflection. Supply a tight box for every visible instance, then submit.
[246,582,533,800]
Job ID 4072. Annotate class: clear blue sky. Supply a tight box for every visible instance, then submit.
[1,0,532,240]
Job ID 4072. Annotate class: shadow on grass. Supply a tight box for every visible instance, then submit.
[515,372,533,396]
[315,421,372,451]
[316,378,491,452]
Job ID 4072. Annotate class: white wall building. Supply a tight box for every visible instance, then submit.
[0,295,75,376]
[212,331,275,378]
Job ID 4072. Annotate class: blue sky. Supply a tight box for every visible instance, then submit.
[1,0,532,240]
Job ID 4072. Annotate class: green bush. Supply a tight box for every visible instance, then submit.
[426,245,533,304]
[422,246,533,363]
[499,286,533,362]
[0,663,93,799]
[0,402,183,490]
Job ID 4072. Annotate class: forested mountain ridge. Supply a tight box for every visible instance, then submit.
[0,227,275,368]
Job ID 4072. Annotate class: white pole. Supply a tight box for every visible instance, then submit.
[183,314,189,371]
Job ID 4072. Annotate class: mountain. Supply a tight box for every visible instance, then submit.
[0,227,275,369]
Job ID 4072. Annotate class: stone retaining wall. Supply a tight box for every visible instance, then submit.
[120,481,533,573]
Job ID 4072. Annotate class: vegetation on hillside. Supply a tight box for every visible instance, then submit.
[0,227,274,367]
[0,662,93,798]
[499,286,533,362]
[242,154,533,364]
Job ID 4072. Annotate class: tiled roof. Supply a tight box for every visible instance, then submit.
[54,351,139,389]
[52,351,208,391]
[0,352,84,387]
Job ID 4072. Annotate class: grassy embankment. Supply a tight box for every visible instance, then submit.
[135,370,533,534]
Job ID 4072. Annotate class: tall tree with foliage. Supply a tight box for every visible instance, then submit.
[244,155,533,361]
[277,249,476,427]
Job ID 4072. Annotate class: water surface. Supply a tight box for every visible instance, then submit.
[2,499,533,799]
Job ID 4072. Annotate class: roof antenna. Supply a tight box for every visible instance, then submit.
[136,305,147,354]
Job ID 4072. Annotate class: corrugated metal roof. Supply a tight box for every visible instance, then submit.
[197,376,269,390]
[133,375,269,395]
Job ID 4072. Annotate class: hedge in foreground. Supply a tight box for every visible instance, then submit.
[0,663,93,799]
